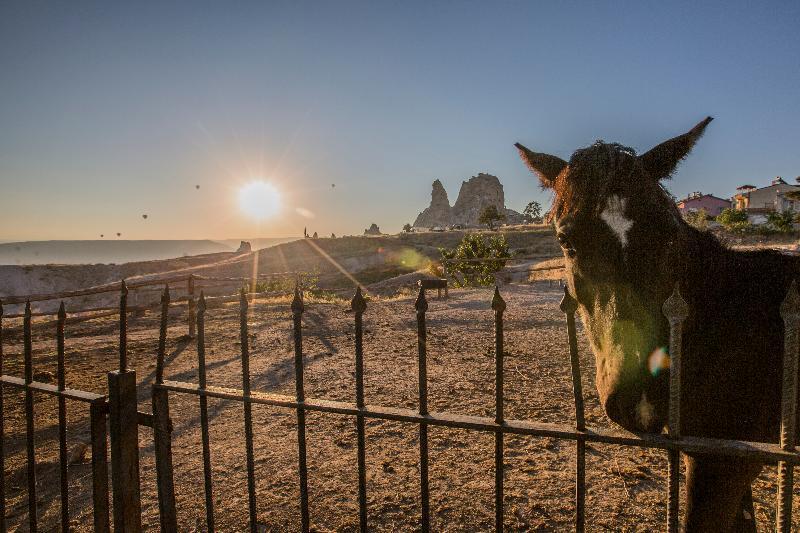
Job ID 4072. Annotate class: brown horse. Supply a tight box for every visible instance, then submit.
[516,118,798,532]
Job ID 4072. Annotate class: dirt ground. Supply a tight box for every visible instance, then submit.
[1,283,798,532]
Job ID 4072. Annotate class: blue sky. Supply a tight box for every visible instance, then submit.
[1,1,798,240]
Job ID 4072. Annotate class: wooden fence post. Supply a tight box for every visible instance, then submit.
[108,282,141,531]
[90,401,111,533]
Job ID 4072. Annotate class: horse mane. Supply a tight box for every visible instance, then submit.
[549,141,639,220]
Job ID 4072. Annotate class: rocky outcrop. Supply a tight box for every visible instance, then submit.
[413,179,452,228]
[364,223,382,235]
[413,173,524,228]
[236,241,252,253]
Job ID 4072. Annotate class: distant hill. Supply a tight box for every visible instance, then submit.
[0,238,296,265]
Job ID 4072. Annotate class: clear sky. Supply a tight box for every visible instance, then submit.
[1,1,798,241]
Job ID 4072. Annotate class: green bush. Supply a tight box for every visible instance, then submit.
[716,208,750,232]
[766,210,797,233]
[683,208,709,230]
[247,270,320,294]
[438,233,511,287]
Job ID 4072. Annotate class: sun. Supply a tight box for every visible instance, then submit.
[238,181,281,220]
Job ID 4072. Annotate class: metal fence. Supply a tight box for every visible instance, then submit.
[151,283,800,532]
[1,280,799,531]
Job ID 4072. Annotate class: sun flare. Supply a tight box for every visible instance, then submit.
[238,181,281,220]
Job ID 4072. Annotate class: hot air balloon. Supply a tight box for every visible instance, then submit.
[100,234,104,238]
[196,184,200,190]
[116,232,121,237]
[142,214,148,219]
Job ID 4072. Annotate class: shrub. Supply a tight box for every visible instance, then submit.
[683,208,709,230]
[248,270,320,294]
[716,208,750,232]
[766,210,797,233]
[439,233,511,287]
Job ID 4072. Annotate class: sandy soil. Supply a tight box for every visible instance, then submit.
[1,283,797,532]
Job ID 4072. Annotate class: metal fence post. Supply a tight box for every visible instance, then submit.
[663,283,689,533]
[292,287,310,533]
[560,286,585,533]
[90,401,111,533]
[415,288,430,533]
[56,303,69,530]
[188,274,196,338]
[108,281,142,532]
[351,288,368,533]
[492,287,506,533]
[777,280,799,532]
[0,299,5,533]
[240,289,258,532]
[23,301,37,533]
[153,286,177,531]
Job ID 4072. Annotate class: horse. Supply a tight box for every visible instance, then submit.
[515,117,798,532]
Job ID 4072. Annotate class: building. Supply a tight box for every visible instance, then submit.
[676,192,731,217]
[732,177,800,221]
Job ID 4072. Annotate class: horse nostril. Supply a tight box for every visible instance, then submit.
[603,393,634,430]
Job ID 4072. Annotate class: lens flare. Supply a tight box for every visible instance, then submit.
[648,347,670,377]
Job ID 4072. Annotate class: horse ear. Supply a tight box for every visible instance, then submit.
[515,143,567,189]
[639,116,713,180]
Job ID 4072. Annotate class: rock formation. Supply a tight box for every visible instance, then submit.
[364,223,382,235]
[413,179,452,228]
[413,173,524,228]
[236,241,252,253]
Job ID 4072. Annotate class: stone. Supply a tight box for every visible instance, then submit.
[364,223,382,235]
[413,179,452,228]
[413,173,524,228]
[236,241,252,253]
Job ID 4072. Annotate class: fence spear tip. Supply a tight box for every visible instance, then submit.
[291,286,305,314]
[24,300,31,315]
[662,282,689,322]
[351,286,367,313]
[780,279,800,320]
[58,301,66,319]
[120,279,128,295]
[491,286,506,312]
[559,285,578,314]
[414,286,428,312]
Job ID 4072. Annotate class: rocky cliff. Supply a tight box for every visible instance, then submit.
[413,173,524,228]
[412,179,452,228]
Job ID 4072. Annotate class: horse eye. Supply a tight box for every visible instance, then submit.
[557,232,577,257]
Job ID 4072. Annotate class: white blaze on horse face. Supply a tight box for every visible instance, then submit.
[635,392,656,430]
[600,195,633,248]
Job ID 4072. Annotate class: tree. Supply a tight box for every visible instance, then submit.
[402,223,412,233]
[478,205,505,230]
[716,208,750,232]
[438,233,511,287]
[767,210,796,233]
[523,201,542,223]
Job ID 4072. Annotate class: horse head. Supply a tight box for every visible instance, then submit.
[516,117,713,433]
